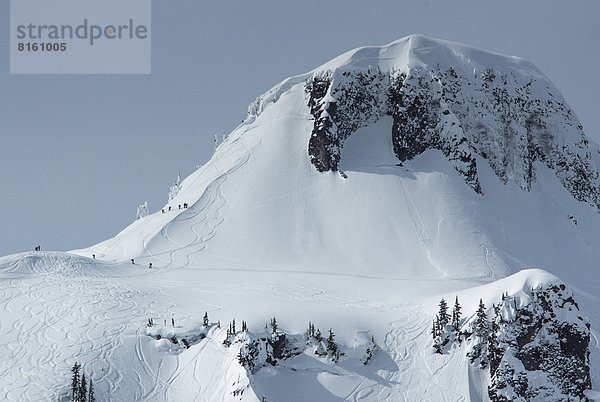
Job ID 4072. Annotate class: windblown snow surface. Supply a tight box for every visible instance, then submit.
[1,35,600,401]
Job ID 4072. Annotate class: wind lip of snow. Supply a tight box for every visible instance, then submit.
[248,33,550,121]
[423,268,561,314]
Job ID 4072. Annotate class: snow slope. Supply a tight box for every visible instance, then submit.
[1,35,599,401]
[74,35,600,287]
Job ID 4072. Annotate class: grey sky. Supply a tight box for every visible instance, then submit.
[1,0,599,256]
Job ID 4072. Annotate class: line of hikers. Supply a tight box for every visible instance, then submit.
[147,317,176,328]
[161,203,188,214]
[130,259,154,269]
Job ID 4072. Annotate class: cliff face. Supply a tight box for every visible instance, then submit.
[486,283,591,401]
[433,278,591,401]
[278,35,600,210]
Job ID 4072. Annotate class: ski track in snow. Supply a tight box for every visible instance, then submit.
[138,135,261,274]
[0,253,159,401]
[377,305,468,402]
[1,251,598,401]
[0,134,274,401]
[399,173,433,250]
[398,172,446,279]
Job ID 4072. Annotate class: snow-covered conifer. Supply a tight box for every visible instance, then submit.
[315,328,322,343]
[452,296,462,335]
[88,379,95,402]
[79,373,87,402]
[475,299,489,338]
[136,202,149,220]
[438,298,450,328]
[71,362,81,401]
[168,173,182,201]
[488,303,502,373]
[326,329,337,353]
[431,319,438,340]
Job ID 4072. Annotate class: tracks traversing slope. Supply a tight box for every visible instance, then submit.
[140,135,262,272]
[377,305,468,402]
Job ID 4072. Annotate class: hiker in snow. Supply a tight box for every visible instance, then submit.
[168,206,172,211]
[178,204,181,209]
[172,318,175,328]
[131,259,135,264]
[149,262,153,269]
[92,254,95,259]
[162,209,165,214]
[184,203,188,208]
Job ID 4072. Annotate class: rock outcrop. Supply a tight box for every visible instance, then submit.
[458,283,592,401]
[263,35,600,208]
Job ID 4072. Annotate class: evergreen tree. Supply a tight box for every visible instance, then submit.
[431,319,439,340]
[488,303,503,373]
[452,296,462,342]
[452,296,462,331]
[326,329,336,353]
[203,312,209,327]
[326,329,343,362]
[475,298,489,338]
[307,321,314,339]
[270,316,277,334]
[315,328,323,343]
[242,320,247,332]
[438,298,450,328]
[71,362,81,401]
[88,379,95,402]
[432,315,443,354]
[433,334,443,354]
[79,373,87,402]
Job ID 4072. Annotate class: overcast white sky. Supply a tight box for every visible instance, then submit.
[1,0,599,256]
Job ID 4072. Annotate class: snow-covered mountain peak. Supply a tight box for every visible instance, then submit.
[4,35,600,401]
[77,36,600,285]
[248,35,600,212]
[249,34,547,118]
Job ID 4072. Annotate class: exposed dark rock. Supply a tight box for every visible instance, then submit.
[306,73,336,171]
[460,283,591,401]
[303,64,600,209]
[306,70,387,172]
[389,72,433,163]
